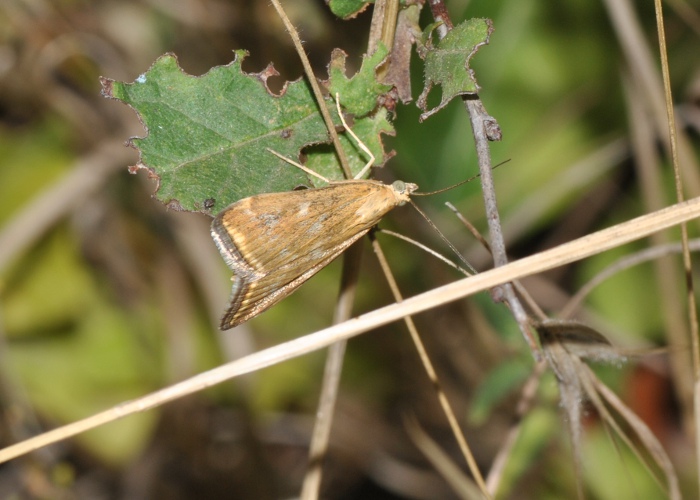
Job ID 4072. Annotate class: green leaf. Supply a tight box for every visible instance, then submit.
[328,0,374,19]
[417,18,493,121]
[102,51,395,213]
[102,52,333,213]
[328,44,392,116]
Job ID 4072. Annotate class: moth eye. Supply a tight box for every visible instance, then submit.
[392,180,407,193]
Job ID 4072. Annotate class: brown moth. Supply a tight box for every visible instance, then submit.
[211,178,417,330]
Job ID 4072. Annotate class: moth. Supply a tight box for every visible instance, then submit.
[211,177,417,330]
[211,94,420,329]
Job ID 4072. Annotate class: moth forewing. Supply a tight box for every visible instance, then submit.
[211,179,418,330]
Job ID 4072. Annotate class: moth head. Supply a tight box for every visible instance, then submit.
[391,180,418,205]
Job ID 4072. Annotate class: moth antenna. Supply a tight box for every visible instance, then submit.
[266,148,331,184]
[408,200,478,275]
[377,229,472,277]
[413,159,511,196]
[334,93,375,180]
[413,172,481,196]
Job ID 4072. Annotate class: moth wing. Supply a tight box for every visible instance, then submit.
[212,183,394,329]
[220,230,367,329]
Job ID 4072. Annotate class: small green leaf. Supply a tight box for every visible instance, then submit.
[417,18,493,121]
[328,43,392,116]
[328,0,374,19]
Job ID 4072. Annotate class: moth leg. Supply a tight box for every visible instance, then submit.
[266,148,331,184]
[334,93,375,180]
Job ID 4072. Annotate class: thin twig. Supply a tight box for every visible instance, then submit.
[652,0,700,492]
[445,203,548,322]
[590,367,681,499]
[371,235,492,499]
[269,0,352,180]
[620,63,694,433]
[301,243,363,500]
[426,0,541,358]
[404,415,485,498]
[267,4,364,498]
[560,239,700,319]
